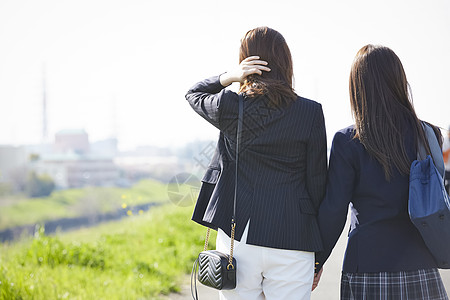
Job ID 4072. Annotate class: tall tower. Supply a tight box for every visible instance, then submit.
[111,95,118,139]
[42,64,48,142]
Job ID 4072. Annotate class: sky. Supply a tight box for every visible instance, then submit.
[0,0,449,150]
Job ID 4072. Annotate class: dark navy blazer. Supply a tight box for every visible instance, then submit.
[186,76,327,252]
[315,126,438,273]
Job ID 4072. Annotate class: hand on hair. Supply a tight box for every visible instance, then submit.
[312,267,323,291]
[219,56,270,87]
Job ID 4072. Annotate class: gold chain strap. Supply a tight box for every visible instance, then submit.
[202,222,236,270]
[203,228,211,251]
[227,222,236,270]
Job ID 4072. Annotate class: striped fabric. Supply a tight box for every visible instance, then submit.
[187,75,328,252]
[341,269,448,300]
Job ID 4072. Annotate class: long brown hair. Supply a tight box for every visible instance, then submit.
[349,44,441,180]
[239,27,297,106]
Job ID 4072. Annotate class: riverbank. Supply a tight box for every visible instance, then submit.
[0,179,167,242]
[0,204,207,299]
[0,202,161,242]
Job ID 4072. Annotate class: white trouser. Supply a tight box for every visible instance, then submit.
[216,221,314,300]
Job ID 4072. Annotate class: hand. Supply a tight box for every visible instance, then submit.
[219,56,270,86]
[311,267,323,291]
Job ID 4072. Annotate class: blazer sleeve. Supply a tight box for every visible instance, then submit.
[185,75,231,130]
[306,104,327,211]
[315,130,356,272]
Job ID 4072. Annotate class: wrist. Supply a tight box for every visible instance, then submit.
[219,72,235,87]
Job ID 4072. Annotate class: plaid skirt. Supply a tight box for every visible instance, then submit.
[341,269,448,300]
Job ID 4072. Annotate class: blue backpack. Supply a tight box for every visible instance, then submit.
[409,123,450,269]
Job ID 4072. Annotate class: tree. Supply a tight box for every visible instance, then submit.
[26,172,55,198]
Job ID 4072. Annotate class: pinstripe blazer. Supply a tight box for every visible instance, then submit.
[186,76,327,251]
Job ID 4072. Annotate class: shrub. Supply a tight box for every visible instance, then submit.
[25,172,55,198]
[22,226,108,269]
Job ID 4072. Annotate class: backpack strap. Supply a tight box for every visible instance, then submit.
[418,122,445,178]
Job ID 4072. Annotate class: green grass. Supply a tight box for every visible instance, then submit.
[0,204,216,299]
[0,179,169,231]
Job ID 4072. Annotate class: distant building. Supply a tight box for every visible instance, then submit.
[0,145,27,182]
[54,129,90,154]
[33,152,119,189]
[30,129,119,189]
[114,145,179,183]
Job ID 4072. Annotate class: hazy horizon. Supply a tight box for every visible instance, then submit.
[1,0,449,151]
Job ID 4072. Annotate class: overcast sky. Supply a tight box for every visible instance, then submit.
[0,0,449,150]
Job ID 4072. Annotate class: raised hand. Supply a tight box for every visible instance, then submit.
[219,56,271,86]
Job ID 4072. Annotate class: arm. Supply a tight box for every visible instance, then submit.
[306,104,328,211]
[312,267,323,291]
[185,56,270,129]
[315,131,356,271]
[185,76,225,129]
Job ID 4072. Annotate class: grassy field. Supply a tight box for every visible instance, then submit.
[0,179,168,231]
[0,203,216,299]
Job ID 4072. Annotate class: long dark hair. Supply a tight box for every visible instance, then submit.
[349,44,442,180]
[239,27,297,106]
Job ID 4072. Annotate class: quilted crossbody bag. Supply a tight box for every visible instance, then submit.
[190,94,243,299]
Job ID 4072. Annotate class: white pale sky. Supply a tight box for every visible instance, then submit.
[0,0,449,150]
